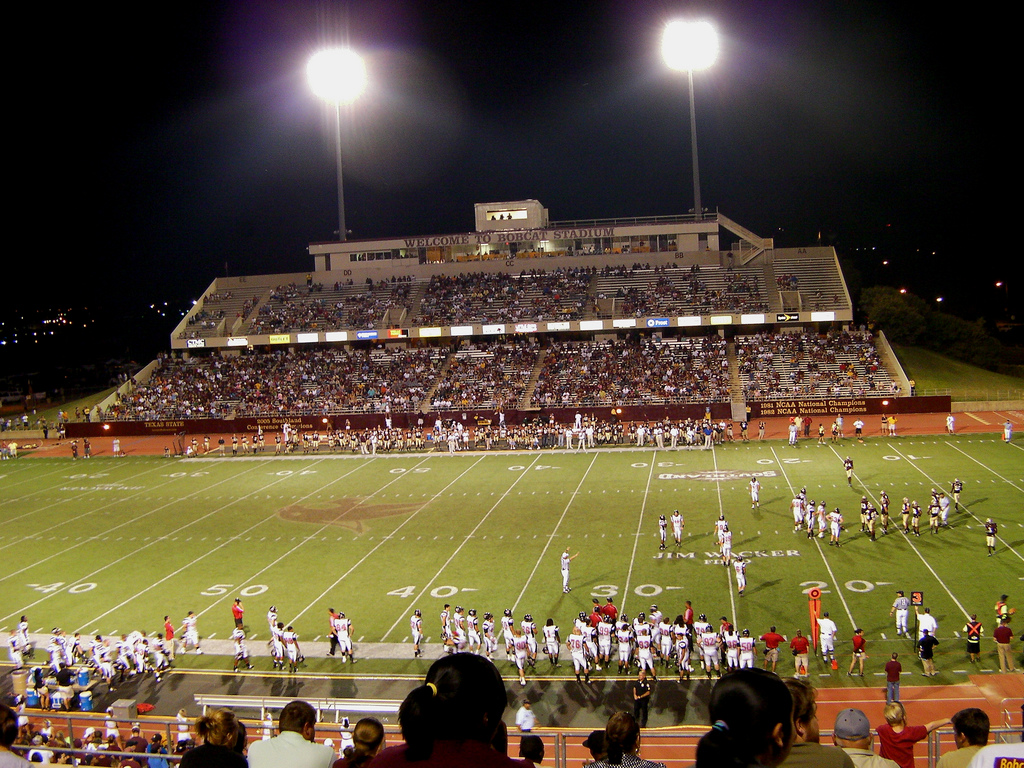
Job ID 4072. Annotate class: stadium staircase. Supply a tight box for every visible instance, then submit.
[725,341,748,421]
[518,347,548,408]
[419,350,456,412]
[761,260,782,313]
[717,213,770,265]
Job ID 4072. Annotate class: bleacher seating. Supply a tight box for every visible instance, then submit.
[735,331,897,400]
[592,264,767,317]
[415,269,591,326]
[429,341,539,410]
[530,336,731,407]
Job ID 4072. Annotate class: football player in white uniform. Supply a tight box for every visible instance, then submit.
[466,609,481,654]
[720,527,733,566]
[749,478,760,509]
[543,619,561,667]
[232,627,253,671]
[817,612,838,669]
[482,613,498,660]
[792,495,805,533]
[269,621,285,670]
[567,625,591,683]
[282,625,301,673]
[616,617,634,673]
[180,612,202,654]
[738,629,756,669]
[501,609,515,661]
[671,510,684,546]
[699,623,722,678]
[734,556,747,596]
[521,614,538,668]
[410,609,424,658]
[511,626,529,686]
[722,627,740,670]
[335,612,354,662]
[673,618,692,681]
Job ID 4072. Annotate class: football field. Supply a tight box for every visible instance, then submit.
[1,434,1021,683]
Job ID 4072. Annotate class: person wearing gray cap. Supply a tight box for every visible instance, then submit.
[832,709,899,768]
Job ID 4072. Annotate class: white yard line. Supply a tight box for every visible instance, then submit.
[894,442,1024,564]
[74,457,377,631]
[0,461,272,581]
[0,462,172,545]
[0,461,79,496]
[512,453,600,613]
[621,452,658,615]
[378,455,537,640]
[828,445,971,620]
[772,445,857,631]
[2,458,333,624]
[711,446,738,625]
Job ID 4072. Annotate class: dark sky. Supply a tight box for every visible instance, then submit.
[14,1,1008,316]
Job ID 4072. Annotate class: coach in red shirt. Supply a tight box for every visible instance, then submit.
[790,629,810,678]
[600,598,618,623]
[761,625,784,672]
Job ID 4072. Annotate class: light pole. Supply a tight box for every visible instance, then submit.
[307,48,366,242]
[663,20,718,220]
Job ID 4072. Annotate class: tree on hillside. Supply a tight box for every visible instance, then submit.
[860,285,1005,372]
[859,286,927,345]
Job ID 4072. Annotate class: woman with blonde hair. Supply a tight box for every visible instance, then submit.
[180,708,247,767]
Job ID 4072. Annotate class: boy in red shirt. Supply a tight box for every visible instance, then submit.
[848,628,867,676]
[876,702,949,768]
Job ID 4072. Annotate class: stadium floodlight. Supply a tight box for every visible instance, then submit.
[662,20,718,221]
[307,48,366,242]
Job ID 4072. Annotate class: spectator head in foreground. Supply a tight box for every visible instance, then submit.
[342,718,385,767]
[583,729,606,762]
[1,702,19,749]
[279,700,319,741]
[950,707,989,749]
[696,668,794,768]
[518,734,544,764]
[832,708,873,748]
[785,677,821,743]
[194,708,241,747]
[397,652,509,761]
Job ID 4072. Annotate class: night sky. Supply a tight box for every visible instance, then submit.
[11,1,1011,325]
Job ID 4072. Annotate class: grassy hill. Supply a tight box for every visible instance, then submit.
[894,345,1024,400]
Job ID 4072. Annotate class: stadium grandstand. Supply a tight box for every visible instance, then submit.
[69,200,937,438]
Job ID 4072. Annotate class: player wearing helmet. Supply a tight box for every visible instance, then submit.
[671,510,684,546]
[738,628,756,669]
[658,514,667,550]
[410,609,423,658]
[521,614,537,668]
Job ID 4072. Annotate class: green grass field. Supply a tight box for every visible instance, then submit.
[1,435,1021,683]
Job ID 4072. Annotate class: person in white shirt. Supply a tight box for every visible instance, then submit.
[560,549,579,594]
[817,612,839,666]
[916,607,938,640]
[247,700,335,768]
[515,701,536,732]
[749,478,761,509]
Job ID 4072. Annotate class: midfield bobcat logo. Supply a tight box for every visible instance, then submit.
[279,497,420,534]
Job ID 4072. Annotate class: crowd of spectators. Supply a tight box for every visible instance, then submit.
[246,279,416,334]
[593,263,767,318]
[531,337,731,407]
[736,331,893,400]
[430,341,539,410]
[107,348,448,420]
[416,268,590,326]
